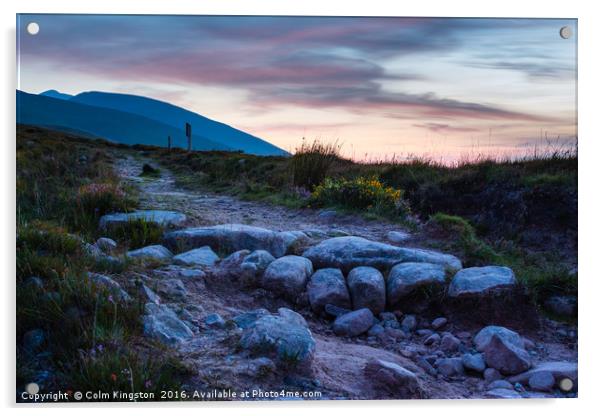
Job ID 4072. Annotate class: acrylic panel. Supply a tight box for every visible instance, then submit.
[16,14,577,403]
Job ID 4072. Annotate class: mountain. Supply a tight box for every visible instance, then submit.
[40,89,73,100]
[69,91,288,156]
[16,90,231,151]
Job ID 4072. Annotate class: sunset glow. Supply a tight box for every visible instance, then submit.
[17,15,577,161]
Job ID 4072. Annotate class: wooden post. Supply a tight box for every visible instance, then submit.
[185,122,192,152]
[167,135,171,151]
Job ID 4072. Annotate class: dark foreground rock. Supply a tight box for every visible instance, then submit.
[239,308,316,373]
[143,303,193,345]
[333,308,374,337]
[448,266,516,298]
[261,255,313,301]
[364,359,421,398]
[347,266,386,315]
[387,262,446,307]
[307,268,351,314]
[508,361,578,390]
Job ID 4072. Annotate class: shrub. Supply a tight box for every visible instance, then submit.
[105,218,164,250]
[428,213,501,264]
[140,163,160,178]
[290,139,342,190]
[311,176,410,219]
[73,183,137,233]
[76,183,133,217]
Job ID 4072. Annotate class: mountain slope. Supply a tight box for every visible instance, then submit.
[40,89,73,100]
[16,90,231,151]
[70,91,288,156]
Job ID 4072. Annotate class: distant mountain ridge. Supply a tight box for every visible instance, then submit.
[41,89,73,100]
[17,89,288,156]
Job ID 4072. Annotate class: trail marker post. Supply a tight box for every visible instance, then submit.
[167,135,171,151]
[185,122,192,152]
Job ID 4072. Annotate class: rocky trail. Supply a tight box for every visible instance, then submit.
[91,154,578,400]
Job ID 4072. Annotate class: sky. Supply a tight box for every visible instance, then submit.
[17,14,577,161]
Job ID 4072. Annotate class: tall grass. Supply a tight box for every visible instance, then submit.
[290,139,342,190]
[16,126,189,396]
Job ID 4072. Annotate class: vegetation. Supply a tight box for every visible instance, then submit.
[311,176,410,220]
[290,139,342,190]
[16,126,189,399]
[427,213,577,304]
[105,219,165,250]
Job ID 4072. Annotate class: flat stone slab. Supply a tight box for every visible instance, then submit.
[99,210,186,229]
[448,266,516,298]
[302,236,461,273]
[508,361,578,386]
[163,224,308,257]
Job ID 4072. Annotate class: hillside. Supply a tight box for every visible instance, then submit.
[70,91,288,156]
[17,89,289,155]
[17,90,231,151]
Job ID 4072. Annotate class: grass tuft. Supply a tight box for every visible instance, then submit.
[290,139,342,190]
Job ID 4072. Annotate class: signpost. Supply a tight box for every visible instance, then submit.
[185,122,192,152]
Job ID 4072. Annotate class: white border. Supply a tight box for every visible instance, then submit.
[2,1,600,415]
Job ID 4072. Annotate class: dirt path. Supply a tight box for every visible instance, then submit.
[115,155,413,242]
[114,153,578,400]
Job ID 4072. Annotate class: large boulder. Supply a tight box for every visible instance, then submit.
[142,303,193,345]
[347,266,386,315]
[387,262,446,306]
[239,308,316,372]
[474,326,525,352]
[307,268,351,315]
[261,256,313,301]
[474,326,530,375]
[173,246,219,267]
[126,245,173,262]
[448,266,516,298]
[163,224,307,257]
[99,210,186,229]
[482,334,531,375]
[332,308,374,337]
[302,236,461,273]
[364,359,421,398]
